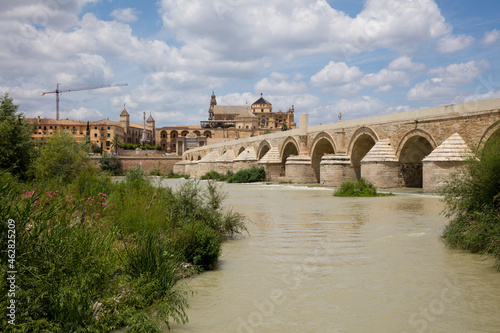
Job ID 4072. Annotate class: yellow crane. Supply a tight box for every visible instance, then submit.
[41,83,128,120]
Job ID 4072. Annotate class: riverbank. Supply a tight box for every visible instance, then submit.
[0,168,246,332]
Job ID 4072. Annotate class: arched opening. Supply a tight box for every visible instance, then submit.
[238,147,245,156]
[181,130,189,137]
[204,131,212,138]
[258,145,270,160]
[197,155,202,161]
[193,131,201,136]
[351,134,376,179]
[160,130,167,139]
[170,131,178,139]
[399,136,433,188]
[281,141,299,176]
[311,138,335,183]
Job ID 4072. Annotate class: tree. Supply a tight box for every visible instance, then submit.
[111,136,120,155]
[32,130,87,183]
[281,122,288,131]
[0,92,36,179]
[99,154,123,175]
[85,121,91,145]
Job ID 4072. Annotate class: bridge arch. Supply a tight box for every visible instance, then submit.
[348,126,379,179]
[310,132,336,182]
[237,146,246,156]
[280,136,300,162]
[479,121,500,147]
[257,140,272,160]
[397,129,437,188]
[280,136,300,178]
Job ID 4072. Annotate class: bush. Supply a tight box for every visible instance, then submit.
[174,222,222,271]
[31,130,88,184]
[100,155,124,176]
[126,165,149,186]
[201,170,227,181]
[441,132,500,268]
[334,178,391,197]
[226,166,265,183]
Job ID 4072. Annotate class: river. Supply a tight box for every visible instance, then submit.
[162,179,500,333]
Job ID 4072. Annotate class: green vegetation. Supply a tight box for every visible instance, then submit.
[0,92,36,180]
[200,170,231,181]
[0,94,247,331]
[200,166,266,183]
[227,166,266,183]
[441,132,500,269]
[99,154,124,176]
[121,143,162,151]
[333,178,393,197]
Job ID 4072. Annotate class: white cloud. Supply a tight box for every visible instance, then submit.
[60,107,104,121]
[160,0,450,63]
[435,34,474,53]
[407,60,490,102]
[310,61,363,94]
[110,8,140,23]
[254,72,307,95]
[482,29,500,47]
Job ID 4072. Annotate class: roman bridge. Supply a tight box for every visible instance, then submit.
[173,98,500,192]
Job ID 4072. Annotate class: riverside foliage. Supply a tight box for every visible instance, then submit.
[0,96,247,331]
[333,178,392,197]
[441,132,500,269]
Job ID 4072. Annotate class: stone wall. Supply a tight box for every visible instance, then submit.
[89,156,181,172]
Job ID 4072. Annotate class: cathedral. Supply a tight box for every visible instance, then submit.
[201,92,296,131]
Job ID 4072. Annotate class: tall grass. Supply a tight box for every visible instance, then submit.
[441,132,500,268]
[0,163,247,331]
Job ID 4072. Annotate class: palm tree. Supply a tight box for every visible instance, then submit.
[111,136,121,155]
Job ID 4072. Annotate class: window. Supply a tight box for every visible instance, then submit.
[261,109,264,112]
[50,126,52,129]
[43,126,46,130]
[107,133,110,137]
[106,141,110,147]
[94,134,97,137]
[95,127,97,130]
[107,127,110,130]
[101,134,104,138]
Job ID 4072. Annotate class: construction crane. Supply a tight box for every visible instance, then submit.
[41,82,128,120]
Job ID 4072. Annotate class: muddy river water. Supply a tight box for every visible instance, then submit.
[163,180,500,333]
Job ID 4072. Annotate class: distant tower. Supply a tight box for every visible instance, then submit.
[147,112,156,145]
[209,91,217,120]
[120,104,130,135]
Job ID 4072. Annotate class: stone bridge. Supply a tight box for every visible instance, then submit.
[174,98,500,192]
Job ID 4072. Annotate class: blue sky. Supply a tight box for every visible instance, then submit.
[1,0,499,126]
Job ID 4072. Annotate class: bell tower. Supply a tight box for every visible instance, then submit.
[209,91,217,120]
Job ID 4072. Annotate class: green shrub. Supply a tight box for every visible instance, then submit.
[441,132,500,268]
[100,155,124,176]
[126,165,149,187]
[226,166,266,183]
[174,222,222,271]
[334,178,390,197]
[200,170,227,181]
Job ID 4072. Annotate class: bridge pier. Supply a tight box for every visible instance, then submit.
[360,139,400,188]
[285,155,316,183]
[233,147,258,172]
[422,133,470,192]
[320,154,357,186]
[173,160,190,175]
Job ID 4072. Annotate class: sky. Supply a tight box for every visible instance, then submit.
[1,0,500,126]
